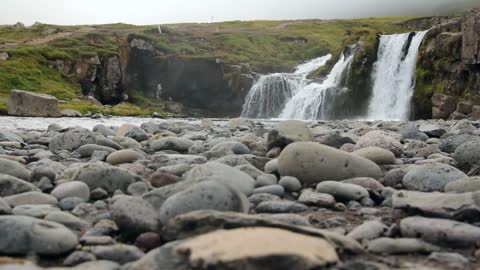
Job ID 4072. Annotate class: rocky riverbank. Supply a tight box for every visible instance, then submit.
[1,118,480,269]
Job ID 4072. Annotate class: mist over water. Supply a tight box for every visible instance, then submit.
[1,0,479,25]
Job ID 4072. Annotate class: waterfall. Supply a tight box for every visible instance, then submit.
[367,30,428,120]
[240,54,332,119]
[280,53,354,120]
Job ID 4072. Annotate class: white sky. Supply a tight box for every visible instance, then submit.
[1,0,479,26]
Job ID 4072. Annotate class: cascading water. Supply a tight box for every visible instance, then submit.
[280,53,354,120]
[240,54,331,118]
[367,30,429,120]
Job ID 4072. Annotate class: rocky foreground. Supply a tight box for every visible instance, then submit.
[2,118,480,269]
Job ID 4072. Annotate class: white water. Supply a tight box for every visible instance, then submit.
[367,31,428,120]
[280,53,354,120]
[241,54,332,119]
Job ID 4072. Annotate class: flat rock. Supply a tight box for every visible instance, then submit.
[392,190,480,221]
[419,123,446,137]
[278,142,382,184]
[0,215,78,255]
[175,228,338,269]
[161,210,363,254]
[255,200,308,213]
[367,237,440,254]
[400,216,480,247]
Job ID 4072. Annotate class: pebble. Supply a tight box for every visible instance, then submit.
[278,176,302,192]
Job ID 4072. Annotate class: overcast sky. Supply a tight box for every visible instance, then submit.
[2,0,479,26]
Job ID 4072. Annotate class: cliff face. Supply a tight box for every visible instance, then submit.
[414,9,480,120]
[48,37,254,116]
[126,37,254,116]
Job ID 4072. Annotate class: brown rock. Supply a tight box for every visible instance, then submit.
[175,227,339,269]
[135,232,162,252]
[148,172,181,188]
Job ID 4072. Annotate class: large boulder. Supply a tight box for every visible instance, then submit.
[402,163,466,192]
[278,142,382,184]
[267,120,313,150]
[49,128,96,151]
[7,90,61,117]
[159,180,249,223]
[0,215,78,255]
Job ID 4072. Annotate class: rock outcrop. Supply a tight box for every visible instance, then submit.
[414,9,480,120]
[126,36,254,116]
[7,90,61,117]
[462,9,480,65]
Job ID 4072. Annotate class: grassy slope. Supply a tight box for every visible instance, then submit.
[0,17,414,115]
